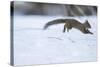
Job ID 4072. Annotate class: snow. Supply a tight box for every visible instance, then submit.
[13,15,97,66]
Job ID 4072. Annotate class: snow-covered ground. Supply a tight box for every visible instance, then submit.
[13,15,97,66]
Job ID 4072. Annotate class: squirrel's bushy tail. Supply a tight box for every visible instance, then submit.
[43,19,66,30]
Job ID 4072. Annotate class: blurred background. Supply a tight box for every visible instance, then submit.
[11,1,97,16]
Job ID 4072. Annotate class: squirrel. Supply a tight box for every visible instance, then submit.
[43,18,93,34]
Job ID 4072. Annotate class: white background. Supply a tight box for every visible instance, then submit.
[0,0,99,67]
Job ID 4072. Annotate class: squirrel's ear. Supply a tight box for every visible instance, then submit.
[83,20,91,28]
[84,20,88,23]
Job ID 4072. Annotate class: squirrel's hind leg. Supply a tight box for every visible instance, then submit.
[63,24,66,33]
